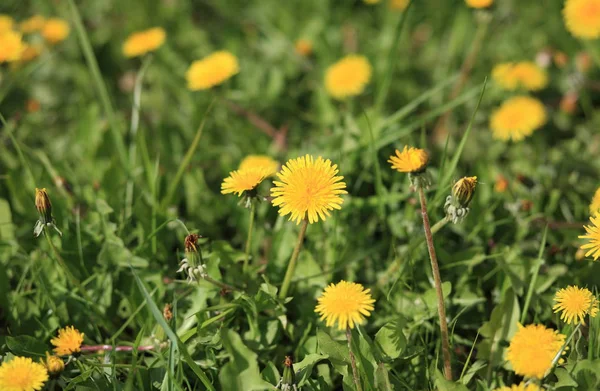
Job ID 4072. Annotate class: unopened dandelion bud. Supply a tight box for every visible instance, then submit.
[34,188,62,237]
[277,356,298,391]
[444,176,477,224]
[44,352,64,376]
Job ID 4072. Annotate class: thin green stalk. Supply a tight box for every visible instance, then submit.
[364,110,385,221]
[279,219,309,299]
[549,323,582,374]
[584,40,600,68]
[2,113,36,191]
[418,186,452,380]
[201,276,242,293]
[520,225,549,324]
[346,327,363,391]
[244,201,256,272]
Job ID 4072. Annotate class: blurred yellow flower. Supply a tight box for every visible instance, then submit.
[388,146,429,173]
[490,96,546,141]
[294,38,313,56]
[493,384,542,391]
[315,281,375,330]
[389,0,410,10]
[364,0,380,4]
[122,27,166,58]
[506,324,565,379]
[271,155,347,224]
[42,18,70,44]
[20,15,45,33]
[579,215,600,260]
[563,0,600,39]
[495,175,508,193]
[186,51,239,90]
[0,356,49,391]
[44,352,65,376]
[239,155,279,177]
[465,0,493,8]
[221,168,267,197]
[325,55,372,99]
[0,14,14,33]
[20,43,43,62]
[492,62,548,91]
[590,187,600,216]
[0,30,25,63]
[51,326,84,356]
[553,285,599,324]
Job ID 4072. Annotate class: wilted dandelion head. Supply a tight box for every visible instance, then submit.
[122,27,166,58]
[589,187,600,216]
[0,30,25,63]
[325,55,372,99]
[492,62,548,91]
[506,323,565,379]
[0,356,48,391]
[389,0,410,11]
[553,285,599,324]
[452,176,477,207]
[315,281,375,330]
[465,0,493,8]
[388,146,429,173]
[20,15,45,33]
[294,39,313,56]
[51,326,84,356]
[41,18,70,44]
[579,215,600,260]
[239,155,279,177]
[563,0,600,39]
[490,96,546,141]
[493,383,542,391]
[271,155,347,225]
[185,51,239,91]
[44,352,64,376]
[221,168,267,197]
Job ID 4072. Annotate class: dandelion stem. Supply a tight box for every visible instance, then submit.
[417,186,452,380]
[244,201,256,273]
[279,219,309,299]
[549,322,582,373]
[346,327,363,391]
[520,225,548,324]
[80,342,168,353]
[201,275,243,293]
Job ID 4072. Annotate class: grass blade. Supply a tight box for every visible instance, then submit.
[520,224,549,324]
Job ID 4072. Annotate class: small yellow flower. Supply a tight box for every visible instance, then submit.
[41,18,70,44]
[580,215,600,260]
[0,30,25,63]
[506,323,565,379]
[294,39,313,56]
[465,0,493,8]
[51,326,84,356]
[325,55,372,99]
[221,168,267,197]
[493,383,542,391]
[20,15,46,33]
[490,96,546,142]
[495,175,508,193]
[389,0,410,10]
[388,146,429,173]
[122,27,166,58]
[0,14,14,33]
[0,356,49,391]
[271,155,347,225]
[563,0,600,39]
[590,187,600,216]
[553,285,599,324]
[315,281,375,330]
[492,62,548,91]
[44,352,65,376]
[239,155,279,177]
[186,51,239,90]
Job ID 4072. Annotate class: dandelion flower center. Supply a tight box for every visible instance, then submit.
[51,326,84,356]
[0,356,49,391]
[579,215,600,260]
[388,146,429,173]
[315,281,375,330]
[490,96,546,141]
[221,168,267,197]
[553,285,599,324]
[325,55,372,99]
[506,324,565,379]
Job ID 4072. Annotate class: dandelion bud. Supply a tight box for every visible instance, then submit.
[178,233,207,283]
[184,234,201,258]
[44,352,64,376]
[277,356,298,391]
[444,176,477,224]
[34,188,62,237]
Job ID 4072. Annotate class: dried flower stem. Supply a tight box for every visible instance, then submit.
[279,219,309,299]
[80,342,168,353]
[417,186,452,380]
[346,327,363,391]
[244,201,256,272]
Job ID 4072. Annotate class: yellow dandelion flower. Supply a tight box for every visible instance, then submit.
[492,62,548,91]
[186,51,239,91]
[0,30,25,63]
[271,155,347,225]
[580,215,600,260]
[493,383,542,391]
[294,39,313,56]
[20,44,43,62]
[43,352,64,376]
[490,96,546,142]
[0,356,49,391]
[325,55,372,99]
[388,146,429,173]
[553,285,599,324]
[364,0,380,4]
[122,27,166,58]
[0,14,14,34]
[221,168,267,197]
[590,187,600,216]
[51,326,84,356]
[563,0,600,39]
[389,0,410,10]
[41,18,69,44]
[315,281,375,330]
[20,15,45,33]
[465,0,493,8]
[506,324,565,379]
[239,155,279,177]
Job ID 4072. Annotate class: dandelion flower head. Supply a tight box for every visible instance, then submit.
[563,0,600,39]
[221,168,267,197]
[51,326,84,356]
[579,215,600,260]
[186,51,239,90]
[506,323,565,379]
[123,27,166,58]
[0,30,25,63]
[465,0,493,8]
[43,352,64,376]
[41,18,69,44]
[271,155,347,224]
[553,285,599,324]
[325,55,372,99]
[390,0,410,10]
[239,155,279,177]
[20,16,45,33]
[315,281,375,330]
[493,383,542,391]
[0,14,13,33]
[294,39,313,56]
[490,96,546,141]
[388,146,429,173]
[590,187,600,216]
[492,62,548,91]
[0,356,49,391]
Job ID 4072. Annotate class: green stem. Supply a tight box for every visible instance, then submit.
[346,327,363,391]
[548,323,582,377]
[278,219,309,299]
[201,276,242,293]
[520,225,548,324]
[244,201,256,272]
[418,186,452,380]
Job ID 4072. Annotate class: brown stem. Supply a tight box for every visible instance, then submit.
[346,327,363,391]
[202,276,243,293]
[80,342,168,352]
[418,186,452,380]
